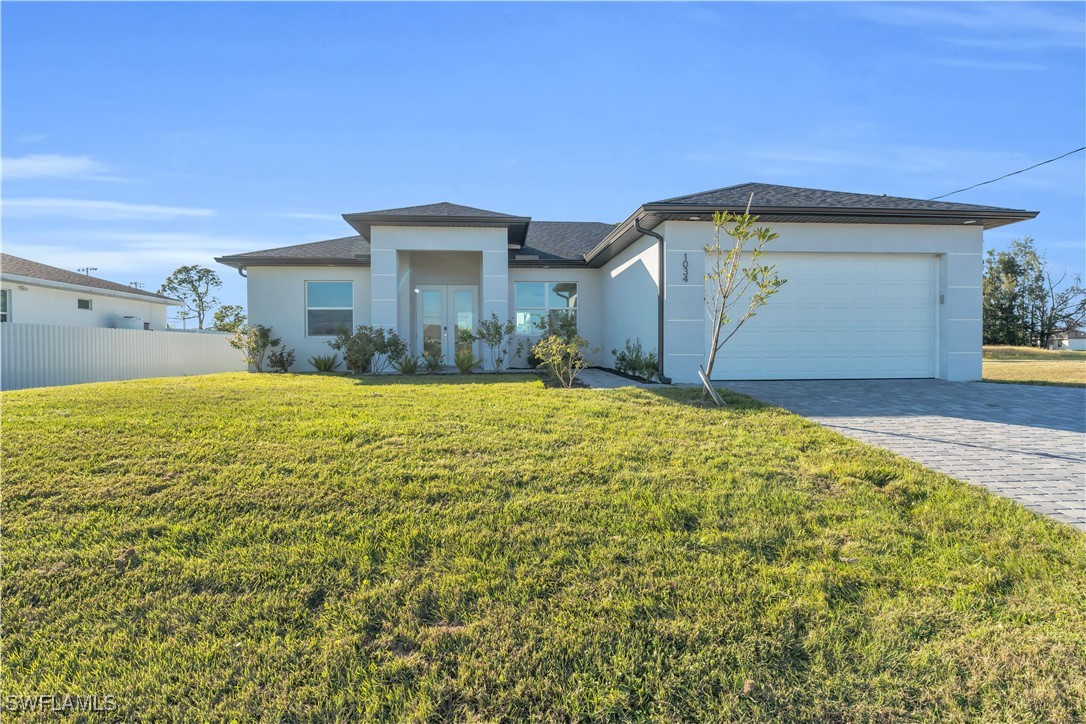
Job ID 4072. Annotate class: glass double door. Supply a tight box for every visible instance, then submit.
[416,285,478,366]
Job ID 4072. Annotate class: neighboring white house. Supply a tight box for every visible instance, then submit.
[215,182,1037,383]
[0,254,179,329]
[1054,329,1086,351]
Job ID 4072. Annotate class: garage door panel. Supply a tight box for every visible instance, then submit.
[709,253,937,380]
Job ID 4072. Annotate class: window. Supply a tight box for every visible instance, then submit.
[515,282,578,334]
[0,289,9,322]
[306,281,353,336]
[77,298,93,310]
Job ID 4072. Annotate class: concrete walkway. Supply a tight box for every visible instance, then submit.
[723,380,1086,530]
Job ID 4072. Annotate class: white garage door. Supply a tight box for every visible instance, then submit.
[709,253,937,380]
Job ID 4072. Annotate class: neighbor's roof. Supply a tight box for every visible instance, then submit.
[0,253,179,303]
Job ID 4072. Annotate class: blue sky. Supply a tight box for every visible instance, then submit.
[3,2,1083,313]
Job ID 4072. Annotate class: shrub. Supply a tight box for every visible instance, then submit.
[534,312,579,341]
[422,351,445,374]
[229,324,279,373]
[454,349,483,374]
[532,333,598,388]
[612,338,658,382]
[391,355,419,375]
[308,354,341,373]
[328,326,408,375]
[458,314,523,373]
[268,347,296,373]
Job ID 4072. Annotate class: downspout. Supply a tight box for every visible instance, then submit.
[237,267,247,278]
[634,217,670,384]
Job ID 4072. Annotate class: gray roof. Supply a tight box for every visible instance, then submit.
[514,221,617,263]
[218,235,370,265]
[345,202,522,218]
[217,183,1038,270]
[0,253,177,302]
[651,182,1028,213]
[216,223,611,267]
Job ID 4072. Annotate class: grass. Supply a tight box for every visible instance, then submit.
[982,345,1086,387]
[3,373,1085,720]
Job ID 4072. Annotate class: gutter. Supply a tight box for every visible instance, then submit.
[634,217,671,384]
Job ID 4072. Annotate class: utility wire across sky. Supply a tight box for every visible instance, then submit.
[929,146,1086,201]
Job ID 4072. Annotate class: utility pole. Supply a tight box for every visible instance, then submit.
[77,267,98,276]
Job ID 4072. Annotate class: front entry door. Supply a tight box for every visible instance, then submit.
[416,285,478,365]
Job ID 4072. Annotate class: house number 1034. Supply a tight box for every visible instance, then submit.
[682,253,689,282]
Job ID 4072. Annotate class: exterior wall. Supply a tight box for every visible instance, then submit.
[1,323,244,391]
[507,267,604,366]
[599,234,660,368]
[370,226,509,370]
[246,265,371,371]
[0,280,170,329]
[657,221,984,383]
[1066,338,1086,351]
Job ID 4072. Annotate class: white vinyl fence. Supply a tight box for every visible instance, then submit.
[1,323,247,391]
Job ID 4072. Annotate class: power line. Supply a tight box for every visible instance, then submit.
[929,146,1086,200]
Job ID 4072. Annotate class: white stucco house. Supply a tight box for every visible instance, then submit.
[215,183,1037,383]
[0,254,179,330]
[1053,329,1086,351]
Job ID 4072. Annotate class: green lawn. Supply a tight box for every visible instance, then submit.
[3,373,1085,720]
[982,345,1086,387]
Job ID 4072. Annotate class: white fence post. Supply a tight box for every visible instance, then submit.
[0,324,247,391]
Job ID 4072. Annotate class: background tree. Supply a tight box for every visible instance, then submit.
[159,265,222,330]
[703,204,785,397]
[212,304,247,333]
[983,238,1085,347]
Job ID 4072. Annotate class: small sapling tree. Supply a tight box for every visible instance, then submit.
[703,197,786,401]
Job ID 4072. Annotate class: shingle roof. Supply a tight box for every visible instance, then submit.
[220,235,369,262]
[216,223,611,267]
[650,182,1028,213]
[346,202,522,218]
[514,221,617,262]
[0,253,177,302]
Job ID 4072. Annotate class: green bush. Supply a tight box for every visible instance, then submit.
[422,352,445,374]
[328,325,408,375]
[229,324,279,373]
[458,313,523,372]
[612,338,658,382]
[392,355,420,375]
[454,349,483,374]
[532,333,597,388]
[308,354,341,373]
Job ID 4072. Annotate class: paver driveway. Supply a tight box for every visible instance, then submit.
[723,380,1086,530]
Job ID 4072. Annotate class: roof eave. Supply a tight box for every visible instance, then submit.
[215,256,371,269]
[342,214,532,246]
[584,205,1039,266]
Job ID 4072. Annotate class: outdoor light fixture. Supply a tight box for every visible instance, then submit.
[963,220,978,224]
[688,216,702,221]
